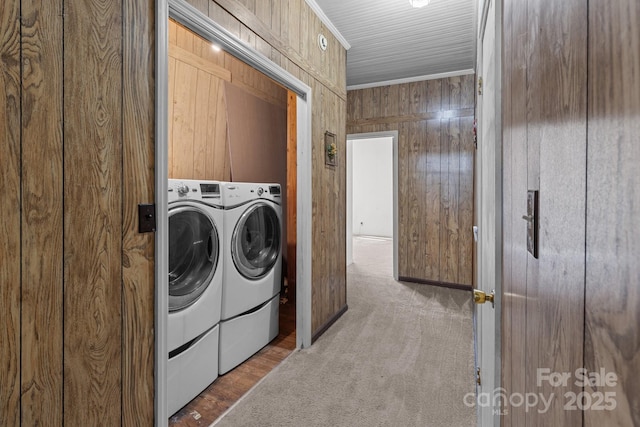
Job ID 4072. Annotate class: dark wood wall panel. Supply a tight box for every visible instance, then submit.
[286,91,297,298]
[311,80,347,333]
[499,0,640,424]
[0,1,22,426]
[3,0,346,422]
[20,1,64,425]
[209,0,346,100]
[458,117,474,286]
[63,0,123,424]
[527,0,587,424]
[3,0,156,425]
[122,0,156,424]
[585,0,640,425]
[347,75,475,287]
[424,119,441,281]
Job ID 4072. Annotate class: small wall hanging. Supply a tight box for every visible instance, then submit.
[324,131,337,167]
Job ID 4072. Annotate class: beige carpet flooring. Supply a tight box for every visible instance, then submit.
[213,236,476,427]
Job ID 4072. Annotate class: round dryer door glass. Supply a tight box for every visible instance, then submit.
[168,206,220,311]
[232,202,281,279]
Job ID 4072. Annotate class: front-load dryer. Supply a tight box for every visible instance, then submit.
[218,182,282,374]
[167,179,224,415]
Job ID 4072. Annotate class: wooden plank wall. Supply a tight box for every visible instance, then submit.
[184,0,348,335]
[122,0,156,424]
[169,20,232,180]
[0,0,155,425]
[286,91,297,299]
[0,2,23,425]
[347,76,475,287]
[585,1,640,425]
[1,0,347,423]
[502,0,587,423]
[168,19,292,181]
[502,0,640,425]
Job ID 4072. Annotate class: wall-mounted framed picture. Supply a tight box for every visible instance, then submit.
[324,131,337,167]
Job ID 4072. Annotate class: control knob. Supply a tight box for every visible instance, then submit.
[177,184,190,195]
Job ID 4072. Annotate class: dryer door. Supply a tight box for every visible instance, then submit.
[232,202,281,279]
[168,205,220,311]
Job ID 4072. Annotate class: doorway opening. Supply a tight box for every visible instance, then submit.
[157,1,313,424]
[347,131,399,280]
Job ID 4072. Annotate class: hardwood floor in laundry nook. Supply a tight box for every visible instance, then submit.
[169,298,296,426]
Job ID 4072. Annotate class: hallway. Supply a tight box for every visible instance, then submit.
[211,236,476,426]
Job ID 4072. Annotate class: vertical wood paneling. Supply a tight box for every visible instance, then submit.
[0,1,21,425]
[168,58,231,181]
[122,0,155,423]
[63,0,123,423]
[207,80,230,180]
[347,75,474,287]
[192,71,213,177]
[298,3,309,66]
[168,56,177,176]
[426,79,442,113]
[441,118,461,283]
[397,83,410,117]
[287,0,301,57]
[403,120,424,277]
[442,76,460,111]
[209,0,346,100]
[310,81,347,333]
[458,116,474,286]
[396,120,410,275]
[168,20,288,182]
[286,91,297,297]
[381,84,399,117]
[501,0,639,421]
[20,1,64,425]
[585,0,640,425]
[348,88,362,121]
[424,119,441,281]
[528,0,587,424]
[171,61,199,177]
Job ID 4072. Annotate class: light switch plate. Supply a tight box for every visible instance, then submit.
[138,204,156,233]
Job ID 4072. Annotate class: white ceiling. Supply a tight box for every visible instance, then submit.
[311,0,478,88]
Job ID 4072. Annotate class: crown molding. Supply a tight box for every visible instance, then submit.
[347,69,475,90]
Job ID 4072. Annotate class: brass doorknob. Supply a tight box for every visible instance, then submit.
[474,289,495,307]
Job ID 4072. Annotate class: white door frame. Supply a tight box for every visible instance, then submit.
[346,131,399,280]
[474,0,502,425]
[155,0,314,423]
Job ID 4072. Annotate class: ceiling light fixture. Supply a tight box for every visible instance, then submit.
[409,0,431,7]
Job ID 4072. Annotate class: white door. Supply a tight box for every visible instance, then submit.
[474,0,502,425]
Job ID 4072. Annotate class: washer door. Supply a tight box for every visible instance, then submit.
[232,202,281,279]
[168,205,220,311]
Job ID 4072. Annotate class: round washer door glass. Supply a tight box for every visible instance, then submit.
[232,202,281,279]
[168,206,220,311]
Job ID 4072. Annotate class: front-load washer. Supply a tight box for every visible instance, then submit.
[218,182,282,374]
[167,179,224,415]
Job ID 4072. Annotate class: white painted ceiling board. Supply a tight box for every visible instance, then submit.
[312,0,477,87]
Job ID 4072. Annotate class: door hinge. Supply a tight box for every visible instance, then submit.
[478,77,483,95]
[138,204,156,233]
[476,367,482,386]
